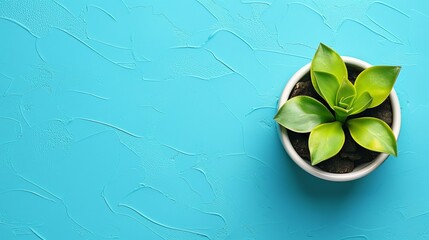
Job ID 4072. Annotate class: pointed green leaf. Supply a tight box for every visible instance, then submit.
[309,121,345,165]
[313,71,340,109]
[311,43,347,96]
[275,96,335,133]
[354,66,401,108]
[336,78,356,106]
[349,92,373,115]
[347,117,397,156]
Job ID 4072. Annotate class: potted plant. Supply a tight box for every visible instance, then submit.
[275,43,401,181]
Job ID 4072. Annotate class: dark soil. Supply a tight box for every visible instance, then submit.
[287,66,393,173]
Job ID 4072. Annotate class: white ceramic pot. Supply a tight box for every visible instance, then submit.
[277,56,401,182]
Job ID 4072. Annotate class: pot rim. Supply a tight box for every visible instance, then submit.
[277,56,401,182]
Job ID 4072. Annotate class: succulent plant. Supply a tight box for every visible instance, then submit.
[274,43,400,165]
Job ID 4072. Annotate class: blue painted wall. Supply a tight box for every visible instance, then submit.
[0,0,428,239]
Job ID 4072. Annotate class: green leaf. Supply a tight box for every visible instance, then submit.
[354,66,401,108]
[336,78,356,106]
[339,95,354,108]
[274,96,335,133]
[313,71,340,109]
[309,121,345,165]
[311,43,347,96]
[333,106,350,123]
[349,92,373,115]
[347,117,397,156]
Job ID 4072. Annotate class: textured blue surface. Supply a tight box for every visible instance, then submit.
[0,0,428,239]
